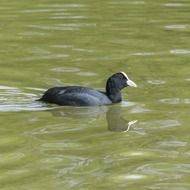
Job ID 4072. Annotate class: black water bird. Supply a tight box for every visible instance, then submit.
[38,72,137,106]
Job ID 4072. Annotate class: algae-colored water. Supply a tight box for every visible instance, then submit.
[0,1,190,189]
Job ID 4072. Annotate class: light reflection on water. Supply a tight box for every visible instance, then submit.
[0,86,47,112]
[170,49,190,55]
[160,98,190,105]
[164,3,185,7]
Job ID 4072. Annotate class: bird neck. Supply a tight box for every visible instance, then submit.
[106,80,122,103]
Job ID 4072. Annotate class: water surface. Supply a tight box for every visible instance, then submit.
[0,0,190,189]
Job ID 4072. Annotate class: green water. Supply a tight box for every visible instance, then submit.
[0,0,190,189]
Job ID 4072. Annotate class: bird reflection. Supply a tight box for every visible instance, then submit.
[49,105,137,132]
[106,105,137,132]
[50,106,108,118]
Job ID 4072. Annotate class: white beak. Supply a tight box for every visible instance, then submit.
[127,79,137,88]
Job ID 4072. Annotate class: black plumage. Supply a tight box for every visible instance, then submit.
[38,72,137,106]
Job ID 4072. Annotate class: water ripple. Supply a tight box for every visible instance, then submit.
[38,4,88,8]
[27,23,93,31]
[159,140,187,147]
[136,163,190,176]
[21,9,67,13]
[129,104,150,113]
[0,152,25,164]
[50,67,80,73]
[165,24,188,29]
[147,80,166,85]
[170,49,190,55]
[132,52,155,56]
[19,54,69,61]
[141,119,180,129]
[164,3,185,7]
[115,174,146,181]
[0,86,48,112]
[19,31,50,37]
[76,72,98,76]
[50,16,87,20]
[160,98,190,105]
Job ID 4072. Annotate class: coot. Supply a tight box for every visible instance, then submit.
[38,72,137,106]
